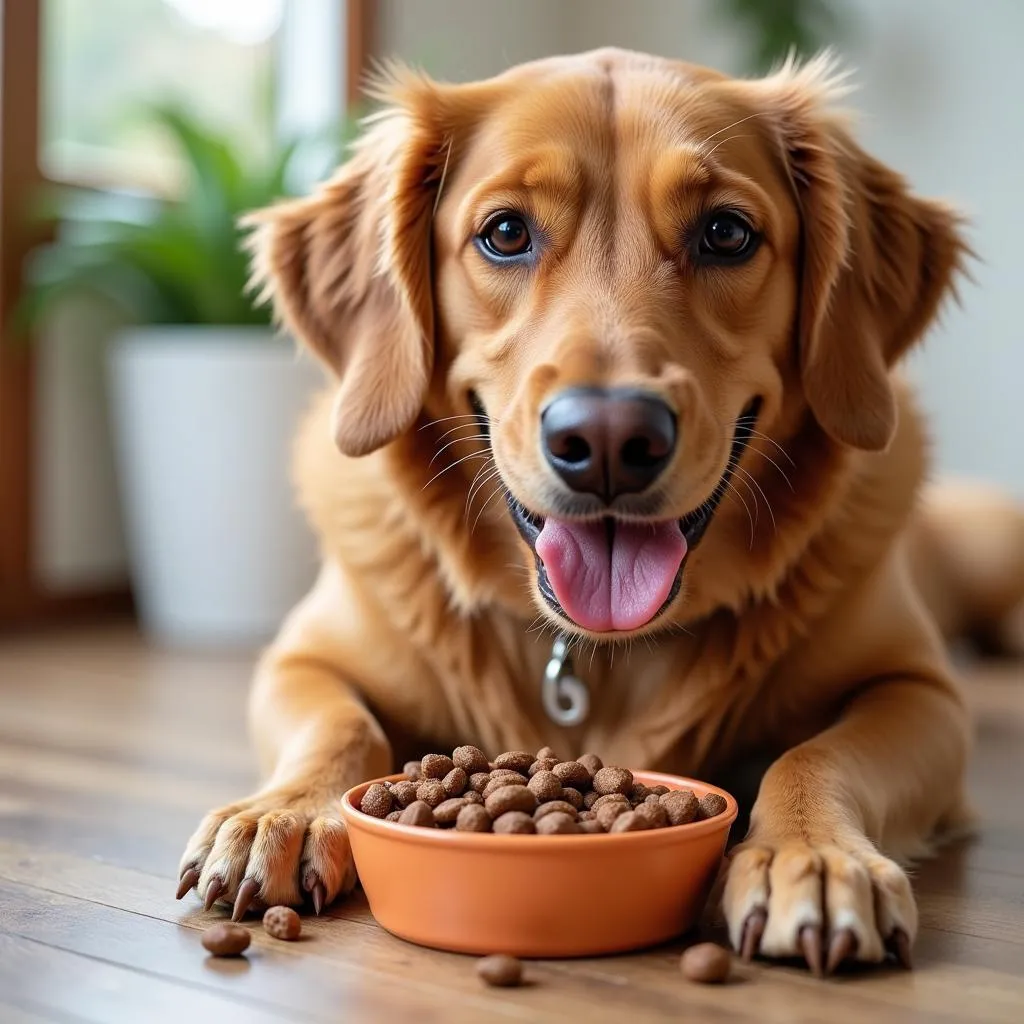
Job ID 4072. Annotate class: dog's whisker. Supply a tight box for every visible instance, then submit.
[429,433,491,467]
[465,463,502,519]
[471,479,509,535]
[734,465,777,536]
[434,420,492,444]
[748,444,794,492]
[418,413,482,432]
[724,477,757,547]
[704,132,753,160]
[422,449,491,492]
[745,428,796,468]
[697,110,768,148]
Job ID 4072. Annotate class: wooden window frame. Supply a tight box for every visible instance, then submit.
[0,0,373,627]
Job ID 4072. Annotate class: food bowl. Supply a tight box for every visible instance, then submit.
[340,770,737,958]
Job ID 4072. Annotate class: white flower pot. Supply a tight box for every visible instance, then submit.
[109,326,321,647]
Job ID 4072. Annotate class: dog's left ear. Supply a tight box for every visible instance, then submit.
[757,56,969,452]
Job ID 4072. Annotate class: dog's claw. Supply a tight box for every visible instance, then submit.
[889,928,913,970]
[232,877,260,921]
[176,866,200,900]
[740,908,767,961]
[203,875,225,912]
[311,881,327,916]
[825,928,858,974]
[799,925,824,977]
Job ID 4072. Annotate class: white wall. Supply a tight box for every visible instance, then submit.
[378,0,1024,498]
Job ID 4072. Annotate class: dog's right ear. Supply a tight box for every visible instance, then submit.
[245,84,449,457]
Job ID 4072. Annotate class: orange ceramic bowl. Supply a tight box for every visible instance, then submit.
[340,770,737,958]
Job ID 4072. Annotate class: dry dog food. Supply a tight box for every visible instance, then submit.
[476,954,524,987]
[679,942,732,984]
[357,747,729,834]
[263,906,302,941]
[201,922,251,957]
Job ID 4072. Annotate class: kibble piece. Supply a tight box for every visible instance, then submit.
[578,818,606,834]
[421,753,455,779]
[583,790,601,809]
[201,922,251,957]
[360,783,393,818]
[442,766,468,796]
[698,793,728,820]
[398,800,436,827]
[469,772,491,793]
[534,800,579,821]
[385,810,402,822]
[552,760,591,789]
[463,790,483,805]
[634,800,669,829]
[630,783,651,805]
[661,789,700,826]
[559,787,584,810]
[483,772,528,798]
[592,793,630,812]
[527,769,563,802]
[578,752,604,777]
[593,766,634,796]
[680,942,732,984]
[477,954,523,987]
[492,810,536,834]
[610,810,651,833]
[528,757,559,777]
[416,779,446,808]
[648,785,670,797]
[262,906,301,941]
[403,760,422,782]
[536,745,559,761]
[391,780,419,808]
[433,797,468,825]
[596,801,631,830]
[453,745,489,774]
[494,750,535,773]
[485,784,537,817]
[536,811,580,835]
[455,803,493,832]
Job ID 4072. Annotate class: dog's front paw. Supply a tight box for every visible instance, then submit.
[176,791,358,919]
[721,837,916,975]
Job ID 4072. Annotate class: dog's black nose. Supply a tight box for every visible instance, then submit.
[541,388,677,501]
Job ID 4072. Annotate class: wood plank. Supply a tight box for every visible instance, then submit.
[0,931,303,1024]
[1,842,1023,1024]
[1,629,1023,1022]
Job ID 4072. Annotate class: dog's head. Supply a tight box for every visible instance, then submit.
[249,49,965,640]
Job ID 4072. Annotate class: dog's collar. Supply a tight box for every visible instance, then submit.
[542,634,590,726]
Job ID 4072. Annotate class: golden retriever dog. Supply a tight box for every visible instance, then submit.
[177,49,1024,974]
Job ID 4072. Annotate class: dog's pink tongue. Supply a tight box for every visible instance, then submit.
[535,518,686,632]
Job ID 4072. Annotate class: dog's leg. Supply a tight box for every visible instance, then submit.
[908,479,1024,655]
[721,546,971,974]
[721,673,969,974]
[177,571,391,917]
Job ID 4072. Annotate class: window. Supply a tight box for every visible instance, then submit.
[41,0,334,194]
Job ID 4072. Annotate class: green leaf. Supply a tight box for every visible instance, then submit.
[14,103,359,336]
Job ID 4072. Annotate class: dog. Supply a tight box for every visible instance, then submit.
[177,49,1024,974]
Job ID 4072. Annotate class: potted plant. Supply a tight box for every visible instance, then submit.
[21,108,351,646]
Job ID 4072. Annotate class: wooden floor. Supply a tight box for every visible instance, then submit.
[1,625,1022,1023]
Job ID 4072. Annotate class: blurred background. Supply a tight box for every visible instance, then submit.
[1,0,1021,648]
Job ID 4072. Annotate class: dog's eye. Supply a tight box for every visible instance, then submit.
[697,211,758,262]
[480,214,532,259]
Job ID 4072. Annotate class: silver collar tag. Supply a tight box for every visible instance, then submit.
[542,635,590,727]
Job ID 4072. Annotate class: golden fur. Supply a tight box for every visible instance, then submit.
[179,50,1024,972]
